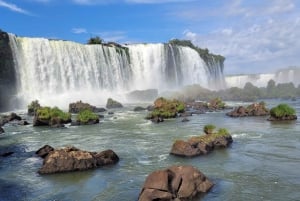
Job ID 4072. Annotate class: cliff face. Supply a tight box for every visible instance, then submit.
[0,30,17,111]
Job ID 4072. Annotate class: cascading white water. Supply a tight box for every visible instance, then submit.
[225,67,300,88]
[8,34,224,108]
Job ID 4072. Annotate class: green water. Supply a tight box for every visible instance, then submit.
[1,100,300,201]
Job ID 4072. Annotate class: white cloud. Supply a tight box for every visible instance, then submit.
[72,28,88,34]
[0,0,31,15]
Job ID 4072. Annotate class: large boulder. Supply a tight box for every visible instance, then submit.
[226,102,269,117]
[69,100,106,113]
[138,165,213,201]
[37,146,119,174]
[106,98,123,109]
[170,128,233,157]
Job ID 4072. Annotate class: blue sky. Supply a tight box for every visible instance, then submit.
[1,0,300,75]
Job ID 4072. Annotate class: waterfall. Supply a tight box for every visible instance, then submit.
[8,34,224,109]
[225,67,300,88]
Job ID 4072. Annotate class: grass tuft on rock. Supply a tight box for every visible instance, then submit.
[270,104,296,118]
[77,109,99,124]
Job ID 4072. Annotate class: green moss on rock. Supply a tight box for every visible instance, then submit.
[76,109,99,124]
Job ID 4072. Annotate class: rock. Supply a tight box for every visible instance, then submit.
[133,106,146,111]
[76,109,100,125]
[0,151,14,157]
[36,145,54,158]
[126,89,158,102]
[181,118,190,122]
[226,102,269,117]
[268,115,297,121]
[151,116,164,123]
[0,126,4,134]
[69,100,106,113]
[108,111,114,115]
[18,120,29,126]
[138,165,213,201]
[6,113,22,121]
[33,107,72,127]
[0,117,8,126]
[38,146,119,174]
[170,133,233,157]
[146,105,154,111]
[106,98,123,109]
[27,100,41,116]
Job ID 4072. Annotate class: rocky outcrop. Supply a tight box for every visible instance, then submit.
[126,89,158,102]
[138,165,213,201]
[0,30,17,112]
[106,98,123,109]
[69,101,106,113]
[267,103,297,121]
[170,132,233,157]
[226,102,269,117]
[37,146,119,174]
[33,107,72,127]
[0,113,22,126]
[27,100,41,116]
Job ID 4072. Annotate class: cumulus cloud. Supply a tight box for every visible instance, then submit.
[0,0,31,15]
[180,0,300,74]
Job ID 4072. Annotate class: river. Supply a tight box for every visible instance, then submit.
[0,99,299,201]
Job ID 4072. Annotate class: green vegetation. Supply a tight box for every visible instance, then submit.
[270,104,296,118]
[203,124,216,134]
[167,79,300,102]
[217,128,229,135]
[147,97,185,119]
[87,36,103,44]
[77,109,99,123]
[168,39,225,63]
[36,106,71,121]
[27,100,41,115]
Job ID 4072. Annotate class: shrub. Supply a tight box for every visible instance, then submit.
[217,128,229,136]
[36,107,71,121]
[77,109,99,123]
[87,36,103,44]
[204,124,216,134]
[270,104,296,118]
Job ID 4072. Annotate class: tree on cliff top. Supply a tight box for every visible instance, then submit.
[87,36,103,44]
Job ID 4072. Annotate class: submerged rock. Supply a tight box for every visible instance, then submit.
[0,113,22,126]
[133,106,146,111]
[138,165,213,201]
[0,126,4,134]
[37,146,119,174]
[106,98,123,109]
[18,120,29,126]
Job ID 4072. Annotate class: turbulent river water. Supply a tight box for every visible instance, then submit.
[0,99,300,201]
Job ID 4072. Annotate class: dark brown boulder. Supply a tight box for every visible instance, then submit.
[138,165,213,201]
[36,145,54,158]
[38,146,119,174]
[170,133,232,157]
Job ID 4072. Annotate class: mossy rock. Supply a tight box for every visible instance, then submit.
[203,124,216,134]
[146,97,185,120]
[268,104,297,121]
[76,109,99,125]
[34,107,71,127]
